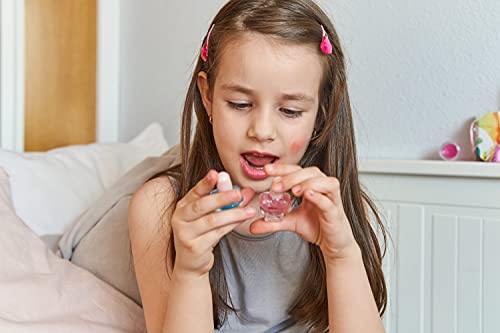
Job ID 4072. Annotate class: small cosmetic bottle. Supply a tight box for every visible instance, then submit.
[259,190,292,222]
[210,171,242,211]
[439,142,461,161]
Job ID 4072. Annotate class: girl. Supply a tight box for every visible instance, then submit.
[128,0,388,332]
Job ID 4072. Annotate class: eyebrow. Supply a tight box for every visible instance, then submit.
[221,84,315,104]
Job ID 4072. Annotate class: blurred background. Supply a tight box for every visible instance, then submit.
[1,0,499,156]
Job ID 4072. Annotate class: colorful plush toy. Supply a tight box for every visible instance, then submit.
[470,111,500,162]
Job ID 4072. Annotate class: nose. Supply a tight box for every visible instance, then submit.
[247,107,276,142]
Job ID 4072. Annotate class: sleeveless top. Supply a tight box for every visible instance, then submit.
[214,229,311,333]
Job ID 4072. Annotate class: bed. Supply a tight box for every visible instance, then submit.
[0,122,179,333]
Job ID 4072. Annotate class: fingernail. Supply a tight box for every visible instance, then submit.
[292,185,302,194]
[266,164,274,172]
[272,182,284,192]
[245,207,256,215]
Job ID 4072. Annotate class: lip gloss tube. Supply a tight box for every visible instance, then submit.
[210,171,242,211]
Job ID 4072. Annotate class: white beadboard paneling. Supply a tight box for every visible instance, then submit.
[457,217,482,333]
[431,214,458,333]
[374,201,398,333]
[361,161,500,333]
[396,204,425,333]
[483,218,500,333]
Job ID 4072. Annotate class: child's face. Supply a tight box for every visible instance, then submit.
[198,32,323,193]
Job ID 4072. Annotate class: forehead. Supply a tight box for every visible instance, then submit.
[215,33,324,99]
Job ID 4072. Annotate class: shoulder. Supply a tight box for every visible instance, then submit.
[128,175,177,239]
[129,176,176,213]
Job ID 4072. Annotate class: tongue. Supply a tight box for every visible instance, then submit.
[244,154,275,167]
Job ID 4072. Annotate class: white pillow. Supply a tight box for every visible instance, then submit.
[0,167,146,332]
[0,122,168,236]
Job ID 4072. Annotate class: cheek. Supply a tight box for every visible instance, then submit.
[290,138,308,156]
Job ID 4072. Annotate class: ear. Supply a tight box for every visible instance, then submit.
[197,71,212,116]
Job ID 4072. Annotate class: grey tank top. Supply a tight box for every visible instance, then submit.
[214,229,311,333]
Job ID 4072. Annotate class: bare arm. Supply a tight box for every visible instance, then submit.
[325,245,385,333]
[129,172,255,333]
[163,270,213,332]
[128,177,214,333]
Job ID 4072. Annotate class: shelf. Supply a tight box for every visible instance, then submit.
[359,159,500,179]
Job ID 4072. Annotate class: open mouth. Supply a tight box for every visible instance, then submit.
[241,153,277,169]
[240,152,279,180]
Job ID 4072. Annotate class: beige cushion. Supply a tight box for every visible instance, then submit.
[0,167,146,332]
[57,144,180,305]
[0,122,168,237]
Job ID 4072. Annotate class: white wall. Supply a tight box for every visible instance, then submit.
[119,0,227,146]
[119,0,500,160]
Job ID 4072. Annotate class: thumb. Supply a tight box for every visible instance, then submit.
[238,187,256,207]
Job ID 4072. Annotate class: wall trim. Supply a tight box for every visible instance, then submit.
[96,0,120,143]
[0,0,25,152]
[359,159,500,179]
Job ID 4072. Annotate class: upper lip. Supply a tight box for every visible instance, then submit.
[242,150,279,158]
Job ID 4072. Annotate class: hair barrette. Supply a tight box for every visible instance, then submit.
[320,25,333,55]
[201,24,215,62]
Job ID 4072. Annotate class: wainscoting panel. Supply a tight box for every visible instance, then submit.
[360,160,500,333]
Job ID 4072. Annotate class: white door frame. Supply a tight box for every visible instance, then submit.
[96,0,120,143]
[0,0,24,152]
[0,0,120,152]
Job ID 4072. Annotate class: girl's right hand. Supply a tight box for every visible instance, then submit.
[170,169,255,278]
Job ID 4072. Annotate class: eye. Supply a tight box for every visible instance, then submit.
[280,108,303,118]
[228,102,251,110]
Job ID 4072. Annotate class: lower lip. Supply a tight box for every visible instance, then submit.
[240,155,273,180]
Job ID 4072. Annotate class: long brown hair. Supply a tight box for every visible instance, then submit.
[150,0,388,331]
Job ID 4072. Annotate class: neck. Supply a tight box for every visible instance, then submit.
[233,194,267,236]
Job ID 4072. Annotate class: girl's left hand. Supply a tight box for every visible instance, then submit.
[250,163,360,261]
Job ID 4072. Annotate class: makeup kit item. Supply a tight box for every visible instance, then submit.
[210,171,293,221]
[439,111,500,162]
[439,142,461,161]
[259,190,292,222]
[470,111,500,162]
[210,171,242,211]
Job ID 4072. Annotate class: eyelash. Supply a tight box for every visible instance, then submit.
[227,102,304,118]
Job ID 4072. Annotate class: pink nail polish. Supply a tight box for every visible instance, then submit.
[439,142,461,161]
[259,191,292,222]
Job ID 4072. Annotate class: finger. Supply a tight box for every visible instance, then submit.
[249,216,295,235]
[191,206,257,238]
[238,187,256,207]
[178,169,218,208]
[293,177,341,204]
[270,166,326,194]
[202,215,254,248]
[303,189,334,214]
[181,188,243,221]
[264,163,302,177]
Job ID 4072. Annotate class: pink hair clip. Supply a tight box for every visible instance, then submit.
[320,25,333,55]
[201,24,215,62]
